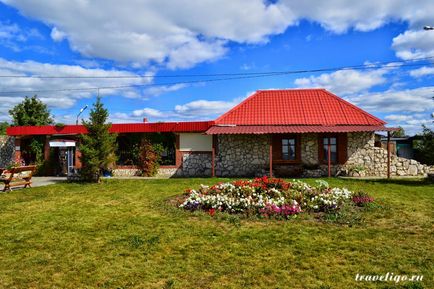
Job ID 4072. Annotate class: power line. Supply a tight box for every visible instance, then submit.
[0,60,432,95]
[0,56,433,79]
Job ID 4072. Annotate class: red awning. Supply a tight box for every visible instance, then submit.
[7,121,214,136]
[206,125,398,135]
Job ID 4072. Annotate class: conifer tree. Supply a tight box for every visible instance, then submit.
[79,96,117,182]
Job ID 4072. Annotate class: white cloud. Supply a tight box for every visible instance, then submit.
[0,21,43,51]
[4,0,434,68]
[174,99,238,117]
[120,97,243,122]
[384,114,414,122]
[0,58,155,120]
[409,66,434,78]
[1,0,292,69]
[294,67,392,95]
[383,114,434,135]
[346,86,434,113]
[142,84,188,98]
[50,27,66,42]
[132,108,164,118]
[392,30,434,61]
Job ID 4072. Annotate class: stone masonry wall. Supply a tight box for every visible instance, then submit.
[113,132,432,178]
[0,136,15,168]
[112,167,178,177]
[176,153,212,177]
[301,134,318,164]
[216,134,269,177]
[343,132,431,177]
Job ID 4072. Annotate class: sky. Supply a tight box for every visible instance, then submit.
[0,0,433,135]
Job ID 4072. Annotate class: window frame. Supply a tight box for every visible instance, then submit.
[318,133,349,165]
[272,134,301,164]
[322,136,338,164]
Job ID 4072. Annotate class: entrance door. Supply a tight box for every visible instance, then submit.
[66,147,75,175]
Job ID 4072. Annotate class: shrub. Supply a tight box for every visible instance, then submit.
[137,137,161,177]
[352,191,375,207]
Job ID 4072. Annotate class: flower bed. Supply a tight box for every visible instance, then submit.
[179,177,374,219]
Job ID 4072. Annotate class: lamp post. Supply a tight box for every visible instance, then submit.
[76,105,88,125]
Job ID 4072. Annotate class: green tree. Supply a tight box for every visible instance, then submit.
[79,97,117,182]
[9,96,53,169]
[0,122,8,135]
[9,95,53,126]
[391,126,406,137]
[415,125,434,165]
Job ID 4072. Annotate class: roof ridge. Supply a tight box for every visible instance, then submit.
[322,90,386,125]
[215,90,260,124]
[257,88,325,92]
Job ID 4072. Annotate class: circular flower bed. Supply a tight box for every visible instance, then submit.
[179,177,374,219]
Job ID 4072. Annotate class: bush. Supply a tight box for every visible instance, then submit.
[352,191,375,207]
[138,137,161,177]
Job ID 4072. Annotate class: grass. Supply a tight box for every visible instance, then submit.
[0,178,432,289]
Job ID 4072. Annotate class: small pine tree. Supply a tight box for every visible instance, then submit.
[79,97,117,182]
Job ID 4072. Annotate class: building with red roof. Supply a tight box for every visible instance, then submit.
[7,88,405,178]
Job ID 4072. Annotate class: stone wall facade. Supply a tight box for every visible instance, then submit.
[176,153,212,177]
[301,134,318,164]
[343,132,431,177]
[0,136,15,168]
[109,132,432,178]
[216,134,269,177]
[112,166,178,177]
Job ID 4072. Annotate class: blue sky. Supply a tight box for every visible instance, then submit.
[0,0,433,134]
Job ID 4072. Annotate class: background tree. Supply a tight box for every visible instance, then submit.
[0,122,8,135]
[9,95,53,126]
[9,96,53,167]
[79,96,117,182]
[414,125,434,165]
[391,126,406,137]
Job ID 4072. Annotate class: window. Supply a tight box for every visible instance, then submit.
[282,138,296,160]
[323,137,337,163]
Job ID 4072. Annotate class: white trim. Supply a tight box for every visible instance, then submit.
[49,140,76,147]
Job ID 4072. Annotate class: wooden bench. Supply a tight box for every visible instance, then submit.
[0,166,36,192]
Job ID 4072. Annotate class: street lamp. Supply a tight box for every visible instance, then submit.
[76,105,88,125]
[423,26,434,30]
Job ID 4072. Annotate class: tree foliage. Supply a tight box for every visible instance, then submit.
[137,137,162,177]
[415,125,434,165]
[391,126,406,137]
[9,95,53,126]
[0,122,8,135]
[79,97,117,182]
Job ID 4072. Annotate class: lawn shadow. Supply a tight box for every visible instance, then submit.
[345,177,432,187]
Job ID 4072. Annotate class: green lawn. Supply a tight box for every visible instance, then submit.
[0,178,432,289]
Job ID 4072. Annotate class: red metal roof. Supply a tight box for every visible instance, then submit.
[215,89,386,126]
[206,125,397,135]
[7,121,214,136]
[7,89,391,137]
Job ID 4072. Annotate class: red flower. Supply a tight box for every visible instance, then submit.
[209,208,216,216]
